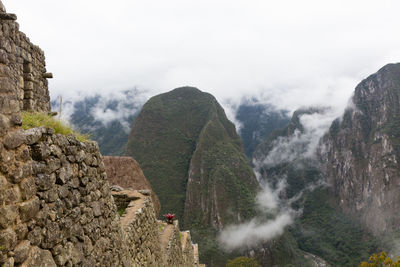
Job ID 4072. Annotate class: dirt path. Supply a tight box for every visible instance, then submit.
[160,224,174,251]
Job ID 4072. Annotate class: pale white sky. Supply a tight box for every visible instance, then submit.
[3,0,400,113]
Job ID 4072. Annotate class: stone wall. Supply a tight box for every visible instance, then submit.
[113,189,200,267]
[0,1,201,266]
[0,3,51,126]
[0,128,130,266]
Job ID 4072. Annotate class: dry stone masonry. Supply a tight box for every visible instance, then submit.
[0,1,200,266]
[112,189,199,266]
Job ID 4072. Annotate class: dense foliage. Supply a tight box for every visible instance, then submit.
[359,252,400,267]
[226,256,259,267]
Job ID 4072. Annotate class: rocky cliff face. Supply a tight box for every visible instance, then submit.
[103,156,161,216]
[319,63,400,235]
[126,87,259,265]
[253,107,379,266]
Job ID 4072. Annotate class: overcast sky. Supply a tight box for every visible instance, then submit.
[3,0,400,113]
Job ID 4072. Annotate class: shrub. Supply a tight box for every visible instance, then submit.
[21,112,89,142]
[359,252,400,267]
[226,256,259,267]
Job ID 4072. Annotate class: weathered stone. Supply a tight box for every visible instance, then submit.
[45,158,61,173]
[20,246,56,267]
[35,173,55,191]
[10,113,22,126]
[0,174,7,189]
[15,223,28,240]
[0,49,8,64]
[0,113,10,136]
[0,205,18,229]
[2,257,14,267]
[31,142,51,160]
[0,13,17,21]
[3,130,26,149]
[19,196,40,222]
[42,73,53,79]
[3,186,21,205]
[24,127,46,145]
[8,162,31,183]
[13,240,30,263]
[27,227,42,246]
[20,176,37,200]
[0,228,17,251]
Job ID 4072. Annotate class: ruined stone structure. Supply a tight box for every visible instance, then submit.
[112,189,199,266]
[0,2,200,266]
[103,156,161,216]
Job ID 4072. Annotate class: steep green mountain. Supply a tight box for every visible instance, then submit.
[125,87,260,265]
[235,101,289,159]
[253,107,380,266]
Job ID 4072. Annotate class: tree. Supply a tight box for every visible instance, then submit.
[226,256,259,267]
[359,252,400,267]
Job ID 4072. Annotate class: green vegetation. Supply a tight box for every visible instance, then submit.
[22,112,89,142]
[226,256,259,267]
[291,187,379,267]
[125,87,259,266]
[235,103,289,159]
[117,207,125,217]
[359,252,400,267]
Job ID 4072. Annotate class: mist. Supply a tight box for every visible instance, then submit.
[3,0,400,124]
[219,103,341,251]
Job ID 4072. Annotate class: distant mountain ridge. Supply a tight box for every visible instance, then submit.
[235,101,289,158]
[56,89,146,156]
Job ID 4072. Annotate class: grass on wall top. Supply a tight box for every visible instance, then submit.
[21,112,89,142]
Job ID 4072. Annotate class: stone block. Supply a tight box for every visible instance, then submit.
[15,223,28,240]
[0,13,17,21]
[35,173,55,191]
[20,176,37,200]
[0,49,8,64]
[3,130,26,149]
[24,81,33,90]
[20,246,56,267]
[0,174,7,189]
[23,99,34,110]
[3,186,21,205]
[13,240,30,263]
[24,127,46,144]
[23,63,33,73]
[0,205,18,229]
[0,228,17,251]
[31,142,51,161]
[0,114,10,137]
[0,96,20,115]
[19,196,40,222]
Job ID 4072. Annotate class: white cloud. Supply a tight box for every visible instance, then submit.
[219,212,293,251]
[2,0,400,115]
